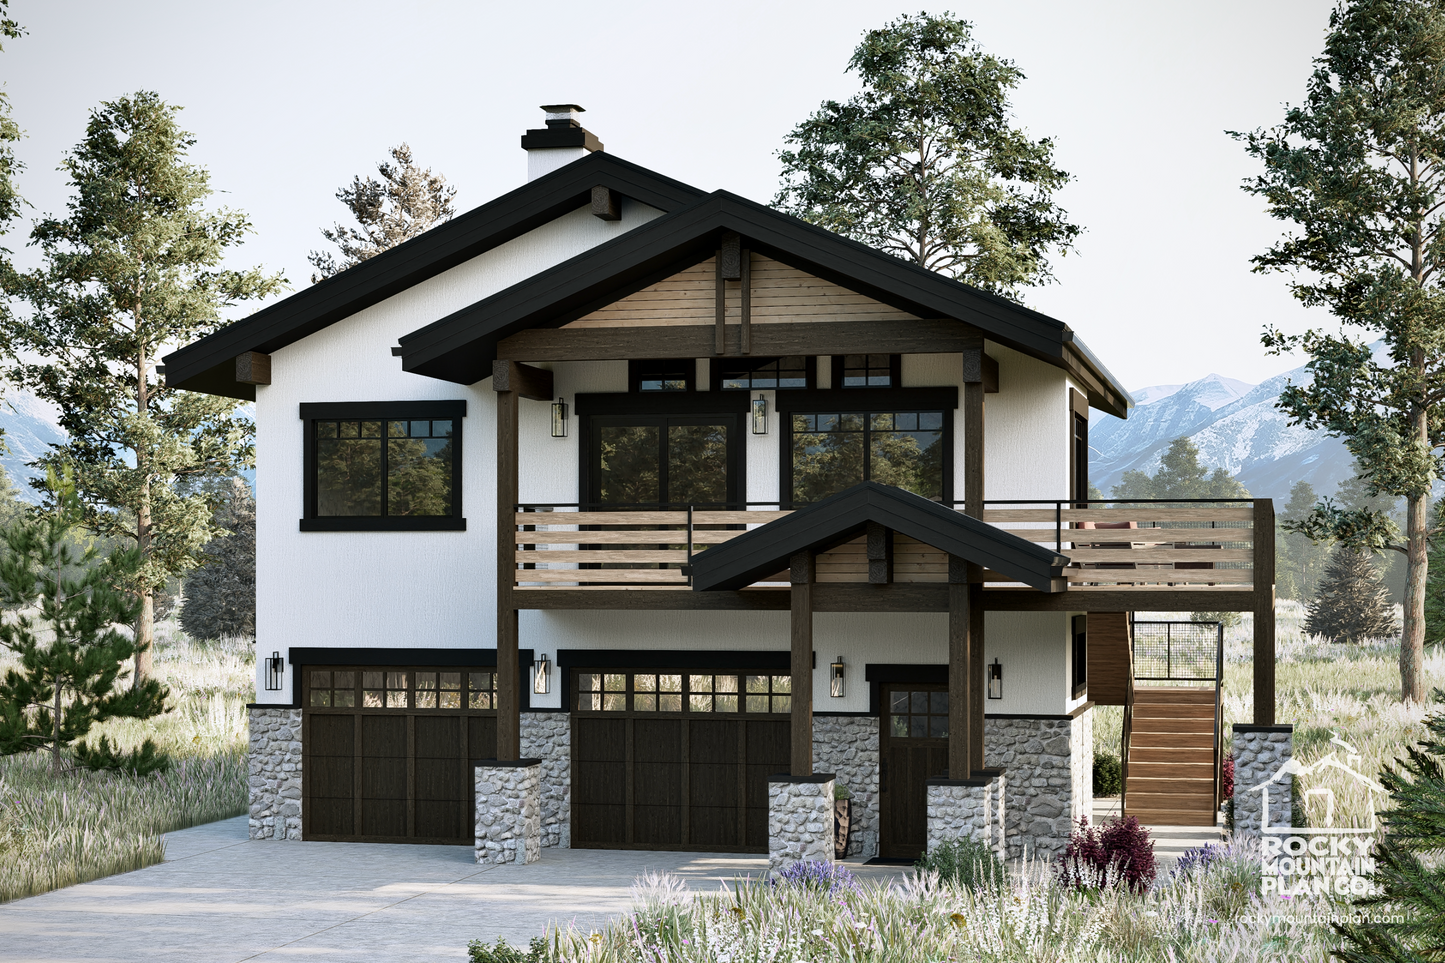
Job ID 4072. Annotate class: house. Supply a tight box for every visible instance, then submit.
[164,106,1279,866]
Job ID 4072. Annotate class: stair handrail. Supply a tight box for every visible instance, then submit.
[1214,620,1225,810]
[1121,615,1134,814]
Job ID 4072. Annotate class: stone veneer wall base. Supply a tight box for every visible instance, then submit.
[1232,725,1294,837]
[768,774,836,872]
[520,712,570,848]
[813,716,878,858]
[984,712,1091,861]
[248,705,303,841]
[475,760,543,865]
[926,770,1006,856]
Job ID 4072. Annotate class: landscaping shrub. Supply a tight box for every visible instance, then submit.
[915,834,1006,891]
[1092,750,1121,796]
[467,937,546,963]
[1055,815,1156,892]
[1221,752,1234,799]
[769,859,859,894]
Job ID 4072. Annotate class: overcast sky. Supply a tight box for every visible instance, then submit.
[3,0,1338,392]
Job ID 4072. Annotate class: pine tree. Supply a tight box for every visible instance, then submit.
[773,13,1080,299]
[1110,437,1249,500]
[307,143,457,282]
[1306,545,1399,643]
[1334,698,1445,960]
[0,470,169,775]
[1279,480,1329,601]
[2,92,283,687]
[179,479,254,641]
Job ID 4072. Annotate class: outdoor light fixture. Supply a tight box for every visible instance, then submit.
[265,651,284,691]
[533,653,552,695]
[551,397,569,438]
[829,656,845,698]
[751,394,768,435]
[987,659,1003,700]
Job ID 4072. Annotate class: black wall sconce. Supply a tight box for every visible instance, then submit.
[987,658,1003,700]
[829,655,845,698]
[551,397,569,438]
[265,651,285,691]
[533,653,552,694]
[751,394,768,435]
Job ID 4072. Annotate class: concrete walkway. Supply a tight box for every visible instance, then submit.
[0,818,901,963]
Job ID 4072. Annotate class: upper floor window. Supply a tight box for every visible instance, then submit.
[833,354,899,388]
[788,409,948,505]
[630,359,693,392]
[713,356,814,391]
[300,400,466,531]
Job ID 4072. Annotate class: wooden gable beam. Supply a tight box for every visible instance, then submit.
[491,359,554,401]
[866,521,893,584]
[962,348,998,394]
[235,351,271,386]
[591,186,621,221]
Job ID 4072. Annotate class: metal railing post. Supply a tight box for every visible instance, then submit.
[686,505,694,587]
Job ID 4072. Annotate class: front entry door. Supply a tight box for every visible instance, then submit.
[878,684,949,859]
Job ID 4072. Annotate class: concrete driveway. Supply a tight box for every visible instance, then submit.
[0,818,899,963]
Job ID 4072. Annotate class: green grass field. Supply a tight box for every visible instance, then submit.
[0,622,251,902]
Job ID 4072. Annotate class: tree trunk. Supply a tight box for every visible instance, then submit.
[133,588,153,686]
[132,341,153,688]
[52,671,62,776]
[1402,490,1428,703]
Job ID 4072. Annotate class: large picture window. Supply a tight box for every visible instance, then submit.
[300,401,466,531]
[788,410,946,504]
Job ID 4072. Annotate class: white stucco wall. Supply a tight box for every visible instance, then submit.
[252,194,1091,720]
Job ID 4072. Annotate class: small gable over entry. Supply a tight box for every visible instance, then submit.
[688,481,1069,593]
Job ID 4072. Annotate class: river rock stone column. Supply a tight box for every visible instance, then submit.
[475,760,542,865]
[248,705,303,841]
[520,713,570,848]
[1232,724,1294,836]
[768,774,836,872]
[985,715,1087,860]
[926,770,1006,854]
[813,716,879,858]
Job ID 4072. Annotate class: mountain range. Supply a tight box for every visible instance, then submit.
[1091,360,1355,505]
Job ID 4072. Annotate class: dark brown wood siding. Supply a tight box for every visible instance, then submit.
[1087,612,1133,706]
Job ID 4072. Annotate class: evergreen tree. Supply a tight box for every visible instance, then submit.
[1235,0,1445,702]
[307,143,456,282]
[1,92,284,687]
[1110,437,1249,500]
[179,478,254,641]
[1334,697,1445,960]
[1278,480,1329,601]
[773,12,1080,299]
[1306,545,1399,643]
[0,470,169,775]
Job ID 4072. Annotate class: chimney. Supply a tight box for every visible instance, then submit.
[521,104,604,181]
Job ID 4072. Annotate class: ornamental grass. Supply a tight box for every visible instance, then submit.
[0,621,251,902]
[507,841,1337,963]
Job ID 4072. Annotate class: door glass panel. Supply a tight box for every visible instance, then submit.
[668,424,729,505]
[597,426,660,504]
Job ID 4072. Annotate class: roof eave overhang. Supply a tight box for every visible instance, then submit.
[396,192,1084,389]
[161,152,707,396]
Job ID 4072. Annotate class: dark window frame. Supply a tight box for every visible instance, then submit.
[709,356,817,392]
[831,353,901,389]
[775,387,957,508]
[299,400,466,532]
[576,392,748,509]
[629,359,695,393]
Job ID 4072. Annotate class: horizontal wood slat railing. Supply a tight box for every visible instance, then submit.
[511,500,1257,592]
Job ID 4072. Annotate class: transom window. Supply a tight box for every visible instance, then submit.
[301,401,465,532]
[889,689,949,738]
[630,359,693,392]
[575,671,791,714]
[715,356,812,391]
[306,667,495,711]
[834,354,898,388]
[789,410,946,504]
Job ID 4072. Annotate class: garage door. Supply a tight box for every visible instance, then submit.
[570,668,791,852]
[302,666,498,844]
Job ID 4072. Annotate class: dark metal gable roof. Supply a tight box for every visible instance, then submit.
[394,190,1130,416]
[687,482,1069,593]
[160,153,707,400]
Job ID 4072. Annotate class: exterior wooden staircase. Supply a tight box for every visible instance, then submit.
[1123,686,1220,826]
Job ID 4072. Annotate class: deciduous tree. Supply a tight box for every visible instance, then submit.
[1232,0,1445,701]
[773,12,1079,299]
[308,143,456,282]
[2,91,284,686]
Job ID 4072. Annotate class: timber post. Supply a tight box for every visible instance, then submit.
[493,360,554,761]
[1253,498,1276,727]
[948,555,971,780]
[962,352,988,771]
[790,549,814,776]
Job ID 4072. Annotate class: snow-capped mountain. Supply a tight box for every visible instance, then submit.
[1091,365,1354,505]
